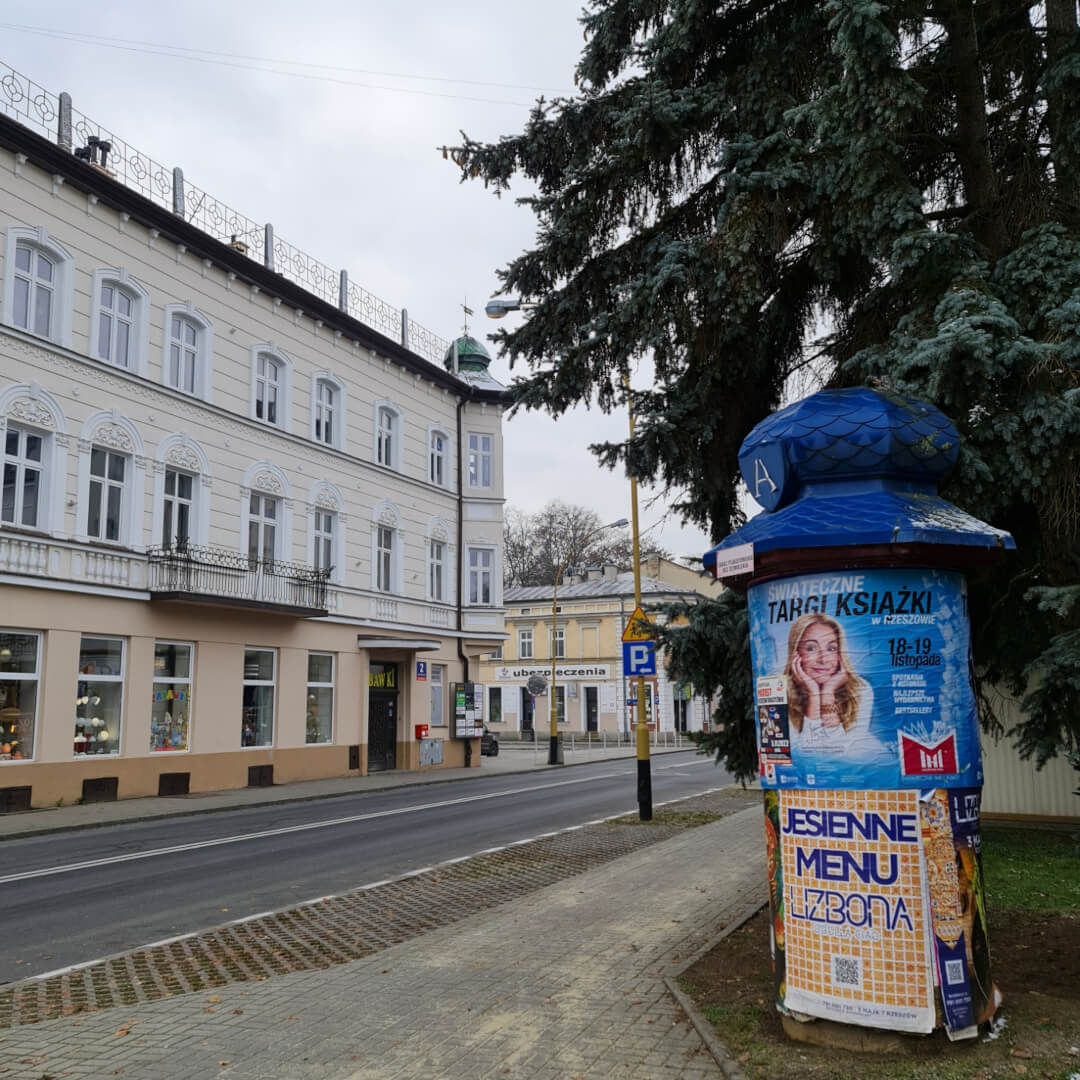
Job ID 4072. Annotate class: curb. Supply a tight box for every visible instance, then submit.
[664,899,768,1080]
[0,747,703,841]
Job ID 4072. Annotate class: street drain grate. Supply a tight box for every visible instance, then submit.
[0,788,757,1028]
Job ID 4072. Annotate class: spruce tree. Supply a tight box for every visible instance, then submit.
[459,0,1080,781]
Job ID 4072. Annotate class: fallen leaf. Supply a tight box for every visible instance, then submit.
[115,1028,131,1036]
[1011,1065,1027,1075]
[1011,1049,1033,1059]
[232,1009,244,1016]
[202,1008,216,1014]
[207,996,222,1004]
[218,1061,229,1067]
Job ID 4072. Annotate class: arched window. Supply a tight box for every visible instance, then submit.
[373,400,401,470]
[251,346,292,429]
[91,269,150,374]
[371,500,401,594]
[152,434,212,550]
[162,303,213,401]
[0,383,68,536]
[310,372,346,450]
[428,427,449,487]
[76,411,146,549]
[3,227,74,347]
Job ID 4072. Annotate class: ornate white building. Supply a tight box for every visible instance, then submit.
[0,68,507,809]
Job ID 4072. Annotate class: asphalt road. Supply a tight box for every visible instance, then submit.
[0,751,731,984]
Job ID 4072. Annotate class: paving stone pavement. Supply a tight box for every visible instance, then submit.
[0,804,765,1079]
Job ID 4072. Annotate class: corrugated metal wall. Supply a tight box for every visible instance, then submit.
[981,720,1079,821]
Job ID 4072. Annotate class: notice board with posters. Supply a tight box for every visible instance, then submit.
[451,682,483,739]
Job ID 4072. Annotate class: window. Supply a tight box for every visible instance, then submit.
[2,425,43,528]
[150,641,192,752]
[242,648,275,747]
[428,539,445,601]
[255,354,282,425]
[553,627,566,659]
[74,636,124,756]
[467,432,493,488]
[315,380,336,444]
[468,547,493,605]
[162,468,193,548]
[12,242,54,338]
[313,510,335,573]
[0,630,40,761]
[3,228,73,346]
[162,304,212,399]
[430,663,445,727]
[376,525,394,592]
[429,429,447,486]
[488,645,503,661]
[87,447,127,542]
[90,270,149,373]
[306,653,334,744]
[488,686,502,726]
[376,406,395,467]
[554,685,566,724]
[248,493,279,562]
[519,629,533,659]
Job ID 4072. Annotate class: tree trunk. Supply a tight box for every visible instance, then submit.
[937,0,1010,255]
[1045,0,1080,213]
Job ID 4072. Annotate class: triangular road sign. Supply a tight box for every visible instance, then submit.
[622,605,653,642]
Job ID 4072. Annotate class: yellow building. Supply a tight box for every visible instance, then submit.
[478,557,721,738]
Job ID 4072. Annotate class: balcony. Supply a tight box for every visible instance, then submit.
[148,544,330,617]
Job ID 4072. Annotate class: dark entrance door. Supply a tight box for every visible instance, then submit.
[673,689,689,733]
[520,689,534,738]
[585,687,599,732]
[368,662,398,771]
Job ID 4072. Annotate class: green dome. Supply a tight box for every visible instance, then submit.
[443,335,492,373]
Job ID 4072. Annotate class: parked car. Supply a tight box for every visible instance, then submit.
[481,727,499,757]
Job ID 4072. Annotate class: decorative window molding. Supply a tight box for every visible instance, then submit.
[0,382,68,537]
[371,498,402,594]
[311,371,346,451]
[427,425,450,488]
[151,433,212,549]
[373,399,401,471]
[306,479,346,584]
[75,410,146,549]
[249,345,293,430]
[90,268,150,375]
[2,226,75,347]
[240,460,292,562]
[162,302,214,401]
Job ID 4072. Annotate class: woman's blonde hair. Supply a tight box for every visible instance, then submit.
[783,613,860,733]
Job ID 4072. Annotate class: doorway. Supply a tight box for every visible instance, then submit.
[585,686,598,732]
[368,662,398,771]
[520,688,534,739]
[673,687,689,733]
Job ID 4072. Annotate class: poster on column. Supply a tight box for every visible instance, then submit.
[778,789,936,1032]
[747,568,982,790]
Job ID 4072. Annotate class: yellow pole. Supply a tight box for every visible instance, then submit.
[549,561,563,765]
[627,384,652,820]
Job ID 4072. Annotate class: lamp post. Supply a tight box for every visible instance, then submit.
[547,518,628,765]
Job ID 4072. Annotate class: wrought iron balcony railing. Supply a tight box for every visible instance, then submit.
[148,544,330,617]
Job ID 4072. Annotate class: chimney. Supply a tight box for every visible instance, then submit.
[602,564,619,581]
[585,566,603,581]
[644,554,661,578]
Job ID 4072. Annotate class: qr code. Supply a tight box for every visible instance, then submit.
[832,954,862,988]
[944,959,965,985]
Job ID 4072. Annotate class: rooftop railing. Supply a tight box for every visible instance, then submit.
[0,59,451,367]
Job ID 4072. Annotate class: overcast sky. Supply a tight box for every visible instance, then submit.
[1,1,719,564]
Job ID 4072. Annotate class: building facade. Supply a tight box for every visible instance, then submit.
[478,557,720,738]
[0,78,507,810]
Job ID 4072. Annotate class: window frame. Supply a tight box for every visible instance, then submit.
[310,372,346,451]
[86,445,129,545]
[150,640,193,753]
[428,426,449,487]
[553,626,566,659]
[247,491,281,563]
[90,269,149,375]
[488,685,502,726]
[373,400,401,471]
[161,303,213,401]
[0,628,41,762]
[427,538,446,602]
[74,634,125,757]
[376,524,394,593]
[305,652,334,745]
[312,508,335,574]
[467,545,495,607]
[161,466,195,549]
[430,663,446,727]
[467,431,493,489]
[2,227,74,347]
[2,423,45,530]
[241,647,276,748]
[519,628,534,660]
[250,346,292,430]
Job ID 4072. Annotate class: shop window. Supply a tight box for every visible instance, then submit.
[488,685,502,725]
[242,648,275,747]
[150,641,192,752]
[430,663,445,727]
[306,652,334,744]
[74,636,124,756]
[0,630,39,761]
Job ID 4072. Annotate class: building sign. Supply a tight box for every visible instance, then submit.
[747,568,981,789]
[494,665,611,681]
[415,661,428,682]
[771,789,935,1033]
[368,663,397,690]
[451,681,483,739]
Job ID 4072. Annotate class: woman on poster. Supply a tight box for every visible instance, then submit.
[784,613,881,761]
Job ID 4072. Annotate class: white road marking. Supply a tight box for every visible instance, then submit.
[0,763,712,885]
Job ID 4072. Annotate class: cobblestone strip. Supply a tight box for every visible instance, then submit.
[0,789,758,1029]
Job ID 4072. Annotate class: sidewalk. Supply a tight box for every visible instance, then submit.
[0,800,764,1079]
[1,741,694,840]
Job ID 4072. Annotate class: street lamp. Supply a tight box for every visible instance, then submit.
[548,518,628,765]
[484,297,533,319]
